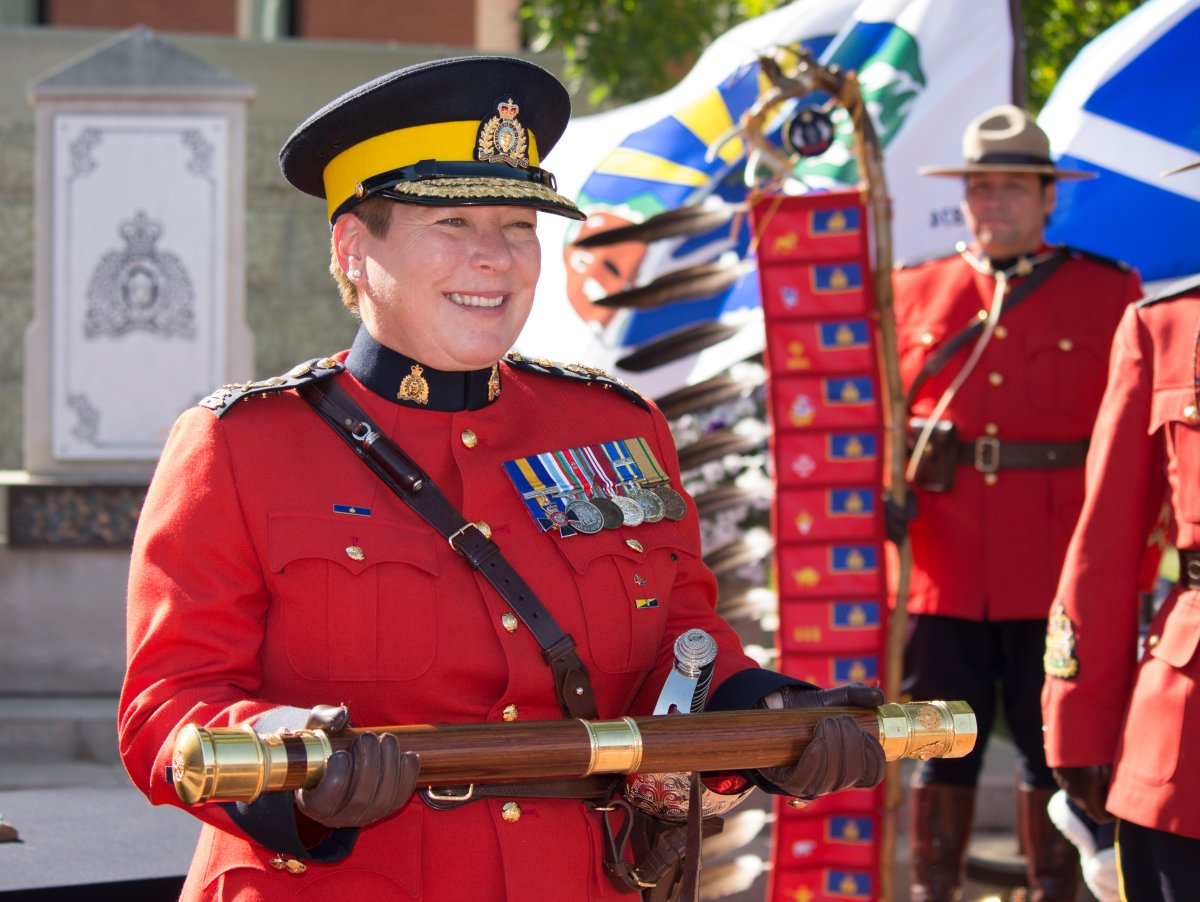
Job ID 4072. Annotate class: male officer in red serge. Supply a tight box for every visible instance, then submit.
[1043,158,1200,901]
[117,56,885,901]
[892,105,1143,902]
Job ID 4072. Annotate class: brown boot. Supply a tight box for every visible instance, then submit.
[1018,786,1081,902]
[909,783,976,902]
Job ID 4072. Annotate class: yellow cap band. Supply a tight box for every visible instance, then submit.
[323,120,542,218]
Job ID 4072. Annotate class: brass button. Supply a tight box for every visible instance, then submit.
[920,332,935,346]
[988,372,1004,387]
[1185,405,1199,423]
[994,325,1008,340]
[502,704,519,722]
[1147,634,1159,648]
[984,473,999,487]
[270,856,307,875]
[984,423,999,436]
[501,802,521,823]
[977,309,988,321]
[1058,338,1074,352]
[626,539,644,553]
[501,612,519,633]
[461,429,478,448]
[477,521,492,539]
[346,545,365,561]
[787,798,808,810]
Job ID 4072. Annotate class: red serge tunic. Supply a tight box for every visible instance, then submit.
[118,334,779,901]
[1043,284,1200,840]
[892,247,1142,621]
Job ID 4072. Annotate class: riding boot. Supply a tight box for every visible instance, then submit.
[1018,785,1081,902]
[910,783,976,902]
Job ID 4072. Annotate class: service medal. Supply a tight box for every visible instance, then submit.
[590,493,626,529]
[631,486,666,523]
[651,484,688,521]
[611,493,645,527]
[565,497,605,534]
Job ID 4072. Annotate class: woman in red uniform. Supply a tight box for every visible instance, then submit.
[118,56,884,901]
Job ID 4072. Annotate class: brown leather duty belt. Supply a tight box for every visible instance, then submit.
[955,437,1089,474]
[1178,550,1200,589]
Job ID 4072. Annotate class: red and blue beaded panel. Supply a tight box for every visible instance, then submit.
[752,190,887,902]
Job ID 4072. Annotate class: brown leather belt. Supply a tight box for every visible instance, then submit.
[955,437,1089,474]
[421,775,618,810]
[1179,550,1200,589]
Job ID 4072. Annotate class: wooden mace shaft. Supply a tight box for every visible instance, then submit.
[170,700,976,806]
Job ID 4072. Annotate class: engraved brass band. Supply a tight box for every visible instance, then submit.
[171,723,332,806]
[875,700,976,762]
[581,716,644,775]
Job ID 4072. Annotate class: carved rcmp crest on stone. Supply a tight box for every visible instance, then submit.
[477,98,529,168]
[83,210,196,340]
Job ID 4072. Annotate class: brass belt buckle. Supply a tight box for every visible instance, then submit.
[974,436,1000,474]
[423,784,475,802]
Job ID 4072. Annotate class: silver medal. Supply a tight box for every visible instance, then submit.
[611,493,645,527]
[631,486,666,523]
[565,497,605,534]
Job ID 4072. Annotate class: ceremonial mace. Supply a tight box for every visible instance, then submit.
[169,699,975,806]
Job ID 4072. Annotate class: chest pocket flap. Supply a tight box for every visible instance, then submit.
[267,512,440,682]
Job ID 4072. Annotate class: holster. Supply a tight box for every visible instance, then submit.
[596,795,724,902]
[907,417,959,492]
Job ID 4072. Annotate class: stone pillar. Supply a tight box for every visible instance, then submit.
[2,28,254,694]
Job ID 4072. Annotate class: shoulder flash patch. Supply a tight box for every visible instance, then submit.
[199,357,344,417]
[1065,246,1131,273]
[1137,273,1200,309]
[504,352,648,410]
[1043,601,1079,680]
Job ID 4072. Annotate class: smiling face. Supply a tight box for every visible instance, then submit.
[335,202,542,371]
[962,172,1056,260]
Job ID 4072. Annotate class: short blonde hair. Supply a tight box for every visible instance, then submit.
[329,197,395,314]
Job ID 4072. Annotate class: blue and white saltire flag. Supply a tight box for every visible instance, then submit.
[522,0,1013,394]
[1040,0,1200,287]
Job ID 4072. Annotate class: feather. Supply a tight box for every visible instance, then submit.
[616,321,742,372]
[592,260,750,309]
[571,202,743,248]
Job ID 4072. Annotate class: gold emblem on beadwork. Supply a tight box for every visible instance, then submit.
[397,364,430,405]
[477,98,529,168]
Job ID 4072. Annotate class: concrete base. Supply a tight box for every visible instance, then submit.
[0,785,198,895]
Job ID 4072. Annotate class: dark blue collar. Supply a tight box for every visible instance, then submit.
[344,326,500,411]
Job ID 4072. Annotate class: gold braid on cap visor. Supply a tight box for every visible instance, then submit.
[322,120,542,220]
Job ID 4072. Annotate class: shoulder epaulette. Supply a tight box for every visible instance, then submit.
[504,352,649,410]
[198,356,344,418]
[1064,246,1131,273]
[1137,274,1200,309]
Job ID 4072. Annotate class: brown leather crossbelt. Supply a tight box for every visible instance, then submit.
[1178,550,1200,589]
[955,437,1089,474]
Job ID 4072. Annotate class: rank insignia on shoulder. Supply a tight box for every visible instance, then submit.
[1043,601,1079,679]
[199,357,343,418]
[503,352,648,410]
[502,438,688,537]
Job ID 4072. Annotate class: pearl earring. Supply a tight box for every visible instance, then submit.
[348,267,362,279]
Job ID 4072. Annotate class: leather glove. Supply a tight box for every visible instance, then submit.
[1052,765,1113,824]
[295,705,420,828]
[756,683,886,799]
[883,490,917,545]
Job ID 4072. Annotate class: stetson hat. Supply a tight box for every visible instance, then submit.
[279,55,584,222]
[919,104,1095,180]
